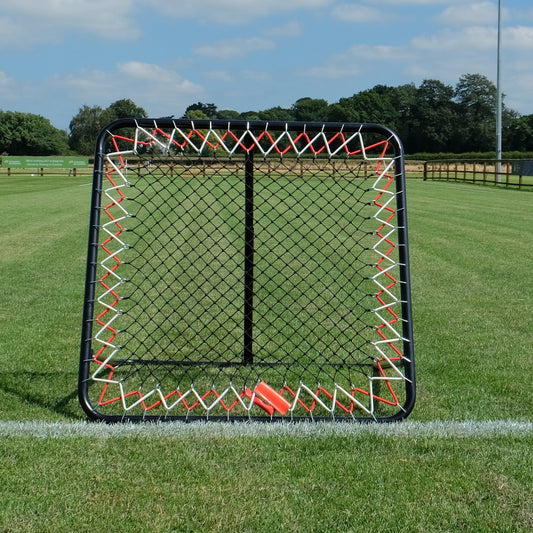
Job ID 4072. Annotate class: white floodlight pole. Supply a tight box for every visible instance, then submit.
[496,0,502,182]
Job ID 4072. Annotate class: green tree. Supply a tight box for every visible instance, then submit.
[68,105,104,155]
[216,109,241,120]
[183,102,218,119]
[454,73,497,152]
[101,98,147,125]
[292,97,329,121]
[0,111,69,155]
[258,106,295,121]
[328,90,398,127]
[409,79,456,153]
[185,109,210,120]
[238,111,261,120]
[324,103,348,122]
[373,84,417,148]
[504,112,533,151]
[69,99,147,155]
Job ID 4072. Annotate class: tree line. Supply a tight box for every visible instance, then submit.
[1,73,532,156]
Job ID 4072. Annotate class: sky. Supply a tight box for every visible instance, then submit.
[0,0,532,131]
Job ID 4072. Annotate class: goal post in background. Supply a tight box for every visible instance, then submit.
[79,118,415,422]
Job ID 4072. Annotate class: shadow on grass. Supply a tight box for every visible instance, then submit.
[0,371,82,420]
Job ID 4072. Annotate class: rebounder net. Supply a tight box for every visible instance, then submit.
[79,119,415,422]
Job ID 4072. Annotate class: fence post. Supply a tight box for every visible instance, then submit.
[506,162,510,187]
[423,161,428,181]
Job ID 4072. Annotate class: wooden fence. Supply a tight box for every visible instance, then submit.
[421,160,533,190]
[2,157,533,190]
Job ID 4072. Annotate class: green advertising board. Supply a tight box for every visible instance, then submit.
[1,156,89,168]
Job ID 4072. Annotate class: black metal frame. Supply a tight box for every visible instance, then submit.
[79,118,415,422]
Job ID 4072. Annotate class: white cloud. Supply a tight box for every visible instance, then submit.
[117,62,193,88]
[306,63,363,80]
[242,71,271,81]
[306,44,406,79]
[303,22,500,92]
[0,0,141,46]
[332,4,385,24]
[194,37,275,60]
[203,68,270,83]
[263,21,303,37]
[411,26,496,52]
[48,62,204,115]
[204,71,235,83]
[0,16,60,48]
[146,0,333,24]
[304,20,531,111]
[0,71,18,100]
[438,2,497,26]
[374,0,466,4]
[402,27,497,80]
[410,23,533,58]
[505,25,533,50]
[505,70,533,113]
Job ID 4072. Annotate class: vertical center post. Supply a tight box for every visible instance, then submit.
[243,146,255,364]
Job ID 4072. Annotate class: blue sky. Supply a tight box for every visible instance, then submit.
[0,0,531,130]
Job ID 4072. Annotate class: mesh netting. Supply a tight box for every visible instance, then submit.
[79,119,415,421]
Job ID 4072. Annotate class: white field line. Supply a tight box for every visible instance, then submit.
[0,420,531,439]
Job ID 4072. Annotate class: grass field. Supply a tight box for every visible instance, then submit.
[0,175,532,532]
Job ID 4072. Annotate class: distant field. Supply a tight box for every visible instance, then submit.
[0,175,531,532]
